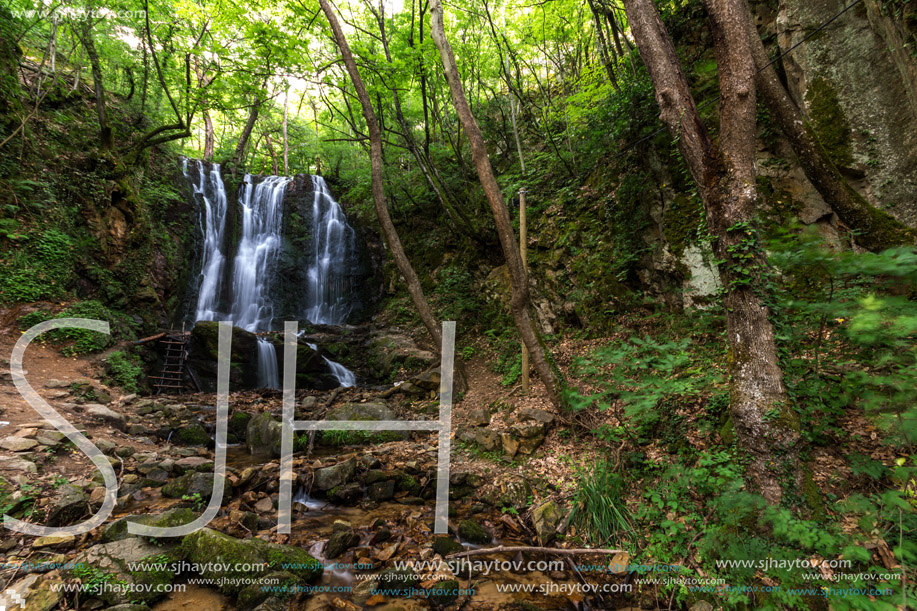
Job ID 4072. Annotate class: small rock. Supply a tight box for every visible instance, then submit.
[254,496,274,513]
[368,480,395,502]
[313,457,357,491]
[501,433,519,457]
[0,456,37,473]
[432,536,463,557]
[301,396,318,410]
[47,484,88,527]
[532,500,562,543]
[474,428,501,451]
[325,529,360,559]
[85,404,126,430]
[468,409,491,426]
[44,379,70,389]
[95,439,117,454]
[458,519,491,544]
[33,534,75,549]
[0,436,38,452]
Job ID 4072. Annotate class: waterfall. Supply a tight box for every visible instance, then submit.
[305,176,356,325]
[184,163,361,390]
[323,356,356,387]
[231,175,291,332]
[230,174,291,389]
[184,159,228,322]
[257,338,280,389]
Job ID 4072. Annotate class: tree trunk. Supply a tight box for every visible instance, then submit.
[742,1,914,251]
[318,0,450,382]
[203,110,214,161]
[232,95,262,166]
[429,0,567,410]
[265,133,279,175]
[622,0,801,504]
[78,20,113,150]
[282,86,289,174]
[587,0,620,89]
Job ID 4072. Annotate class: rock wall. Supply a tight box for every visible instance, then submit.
[771,0,917,226]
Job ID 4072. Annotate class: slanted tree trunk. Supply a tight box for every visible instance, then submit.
[232,94,262,166]
[318,0,466,390]
[622,0,801,504]
[742,0,914,251]
[429,0,567,410]
[77,20,113,150]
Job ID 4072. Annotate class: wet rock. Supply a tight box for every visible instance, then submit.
[313,457,356,491]
[70,537,177,605]
[432,536,463,557]
[325,529,360,559]
[0,436,38,452]
[246,411,283,457]
[375,566,418,595]
[427,578,461,606]
[368,480,395,502]
[0,572,63,611]
[532,501,562,543]
[228,411,251,439]
[181,528,321,595]
[458,519,491,544]
[474,428,501,451]
[468,409,491,426]
[47,484,88,527]
[101,507,199,543]
[237,572,300,609]
[85,404,126,430]
[327,482,362,505]
[352,578,377,604]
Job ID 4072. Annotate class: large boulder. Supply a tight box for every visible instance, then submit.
[101,507,199,543]
[0,572,63,611]
[181,528,321,595]
[367,331,436,379]
[246,411,283,457]
[69,537,179,606]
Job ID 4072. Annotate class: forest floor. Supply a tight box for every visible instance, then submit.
[0,307,907,611]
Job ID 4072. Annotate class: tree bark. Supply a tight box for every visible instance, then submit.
[429,0,567,410]
[203,110,214,161]
[742,0,915,251]
[232,94,262,166]
[318,0,453,386]
[282,86,289,174]
[622,0,801,504]
[77,20,113,150]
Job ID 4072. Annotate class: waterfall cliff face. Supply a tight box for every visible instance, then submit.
[182,159,377,389]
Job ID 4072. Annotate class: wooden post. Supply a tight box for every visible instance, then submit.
[519,188,529,394]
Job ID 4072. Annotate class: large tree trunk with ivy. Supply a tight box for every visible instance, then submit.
[622,0,802,504]
[318,0,468,391]
[429,0,567,410]
[742,1,914,251]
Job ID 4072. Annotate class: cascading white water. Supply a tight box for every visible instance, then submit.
[185,164,360,389]
[231,174,292,389]
[257,338,280,389]
[305,176,356,325]
[184,159,228,322]
[323,356,356,387]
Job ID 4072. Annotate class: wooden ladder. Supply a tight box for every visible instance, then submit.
[151,329,191,395]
